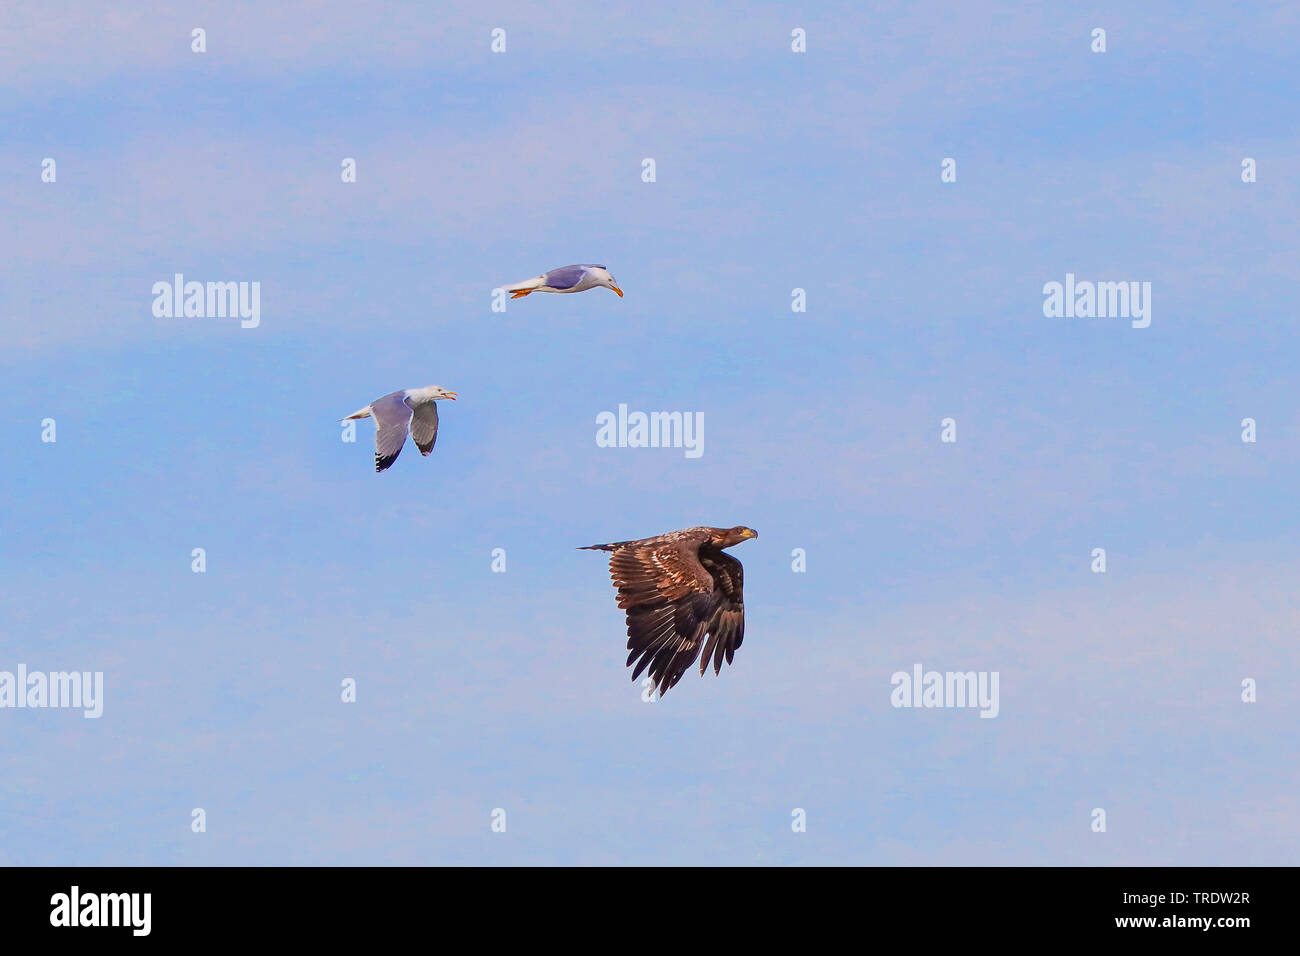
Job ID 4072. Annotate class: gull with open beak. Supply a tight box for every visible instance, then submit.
[339,385,458,473]
[501,264,623,299]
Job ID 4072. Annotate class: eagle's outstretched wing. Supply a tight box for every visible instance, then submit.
[698,550,744,676]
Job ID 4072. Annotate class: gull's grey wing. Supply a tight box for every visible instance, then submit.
[370,391,413,472]
[410,402,439,455]
[544,265,588,290]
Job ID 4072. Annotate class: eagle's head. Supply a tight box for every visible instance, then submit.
[718,526,758,548]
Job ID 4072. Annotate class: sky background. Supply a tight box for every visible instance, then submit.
[2,1,1298,865]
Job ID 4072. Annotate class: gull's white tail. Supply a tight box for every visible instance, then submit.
[503,274,545,298]
[339,405,372,422]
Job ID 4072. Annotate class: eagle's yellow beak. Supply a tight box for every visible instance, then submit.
[612,285,623,297]
[741,528,757,538]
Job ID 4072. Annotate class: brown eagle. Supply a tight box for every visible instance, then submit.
[579,526,758,697]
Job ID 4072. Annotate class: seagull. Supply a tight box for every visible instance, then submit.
[502,264,623,299]
[340,385,457,473]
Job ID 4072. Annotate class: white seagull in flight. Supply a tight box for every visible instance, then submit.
[502,264,623,299]
[340,385,458,472]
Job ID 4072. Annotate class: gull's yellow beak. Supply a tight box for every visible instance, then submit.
[446,392,458,400]
[612,285,623,297]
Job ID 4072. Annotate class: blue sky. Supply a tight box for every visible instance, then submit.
[1,1,1298,865]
